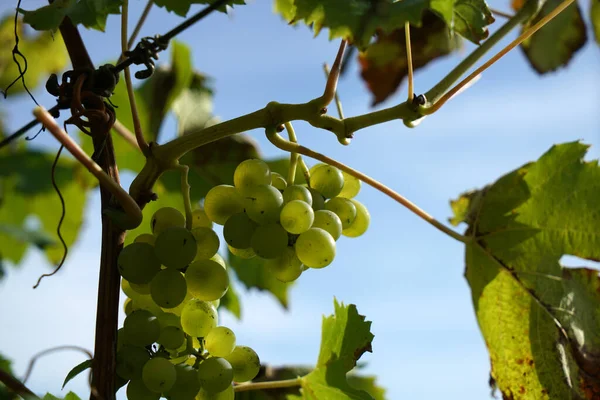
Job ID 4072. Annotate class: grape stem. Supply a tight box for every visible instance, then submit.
[318,40,347,110]
[112,119,140,150]
[285,122,299,185]
[298,156,311,186]
[405,22,414,102]
[323,63,344,119]
[33,107,143,228]
[178,164,193,230]
[234,378,302,392]
[265,127,470,244]
[0,370,39,399]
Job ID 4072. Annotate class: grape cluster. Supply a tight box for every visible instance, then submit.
[206,159,370,282]
[118,207,260,400]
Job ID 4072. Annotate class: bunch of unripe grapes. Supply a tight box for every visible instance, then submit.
[118,206,259,399]
[209,159,370,282]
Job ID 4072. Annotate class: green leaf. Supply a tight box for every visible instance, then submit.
[0,353,15,400]
[152,0,246,17]
[19,0,122,32]
[519,0,587,73]
[62,359,92,389]
[0,17,68,95]
[0,224,56,249]
[592,0,600,43]
[297,299,375,399]
[431,0,494,44]
[42,393,81,400]
[453,142,600,398]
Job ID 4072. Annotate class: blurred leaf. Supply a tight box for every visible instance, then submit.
[0,224,56,249]
[152,0,246,17]
[220,268,242,318]
[42,393,81,400]
[0,17,67,95]
[592,0,600,43]
[519,0,587,73]
[19,0,122,32]
[454,142,600,398]
[0,353,15,400]
[358,12,460,105]
[430,0,494,44]
[62,359,92,389]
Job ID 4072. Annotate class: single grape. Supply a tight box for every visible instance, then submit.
[116,345,151,379]
[312,210,342,240]
[122,278,140,299]
[134,233,156,245]
[123,309,161,347]
[243,185,283,224]
[150,269,187,309]
[222,212,257,249]
[164,364,201,400]
[295,228,336,269]
[282,185,312,205]
[130,281,151,295]
[127,379,160,400]
[204,185,244,225]
[205,327,236,357]
[180,299,218,337]
[338,171,361,198]
[270,172,287,190]
[280,200,314,234]
[157,312,181,328]
[342,199,370,238]
[228,245,256,259]
[324,197,357,229]
[124,298,134,315]
[162,291,192,316]
[132,293,163,316]
[211,253,226,269]
[308,188,325,211]
[158,326,185,350]
[224,346,260,382]
[309,164,344,198]
[185,260,229,301]
[118,243,161,284]
[197,357,234,393]
[191,227,220,260]
[195,385,234,400]
[154,227,197,269]
[233,159,271,195]
[192,207,213,229]
[251,223,288,259]
[265,247,303,282]
[151,207,185,236]
[142,357,177,393]
[210,299,221,309]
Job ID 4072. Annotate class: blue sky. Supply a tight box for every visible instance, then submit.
[0,1,599,399]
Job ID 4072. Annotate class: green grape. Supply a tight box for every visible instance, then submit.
[150,269,187,309]
[165,292,193,316]
[308,188,325,211]
[164,364,201,400]
[228,245,256,259]
[224,346,261,382]
[151,207,185,236]
[265,247,303,282]
[309,164,344,198]
[124,298,134,315]
[133,293,163,316]
[130,281,151,295]
[134,233,156,245]
[295,228,336,269]
[243,185,283,224]
[127,379,160,400]
[324,197,357,229]
[154,227,197,269]
[158,326,185,350]
[251,224,288,259]
[222,212,257,249]
[205,327,236,357]
[116,345,150,379]
[117,327,129,351]
[192,208,213,229]
[280,200,314,234]
[338,171,361,198]
[342,199,370,238]
[211,253,226,269]
[142,357,177,393]
[191,227,220,260]
[282,185,312,205]
[210,299,221,309]
[122,278,140,299]
[195,385,234,400]
[186,260,229,301]
[312,210,342,240]
[196,357,234,393]
[157,312,181,328]
[270,172,287,190]
[233,159,271,195]
[118,243,161,284]
[204,185,244,225]
[180,299,218,337]
[123,309,161,346]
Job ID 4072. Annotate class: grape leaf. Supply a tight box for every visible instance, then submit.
[0,17,68,96]
[0,224,56,250]
[451,142,600,399]
[430,0,494,44]
[358,12,461,105]
[592,0,600,43]
[19,0,122,32]
[62,359,92,389]
[43,393,81,400]
[294,299,375,399]
[519,0,587,73]
[152,0,246,17]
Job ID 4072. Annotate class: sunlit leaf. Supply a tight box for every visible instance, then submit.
[19,0,122,32]
[152,0,246,17]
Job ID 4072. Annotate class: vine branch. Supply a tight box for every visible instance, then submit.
[234,378,302,392]
[0,370,39,400]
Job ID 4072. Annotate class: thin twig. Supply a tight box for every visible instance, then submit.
[405,22,414,102]
[323,63,344,119]
[266,128,469,243]
[22,345,93,384]
[490,8,514,18]
[234,378,302,392]
[112,119,141,150]
[128,1,153,50]
[0,370,39,400]
[320,40,347,108]
[285,122,299,185]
